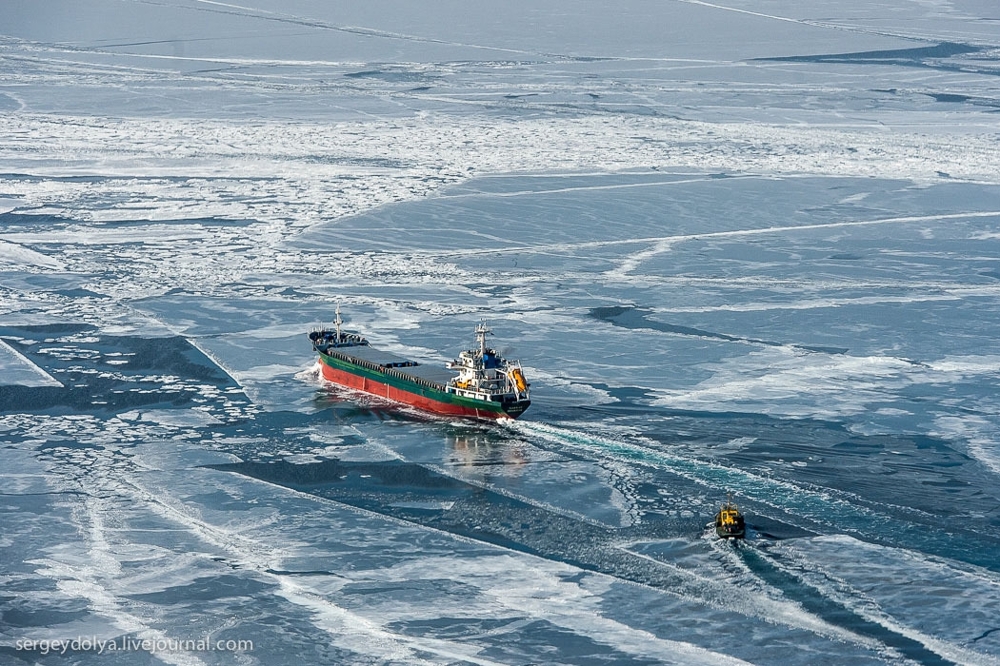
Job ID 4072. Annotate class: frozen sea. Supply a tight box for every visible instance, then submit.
[2,1,1000,664]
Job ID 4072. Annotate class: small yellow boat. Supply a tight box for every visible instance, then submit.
[715,496,746,539]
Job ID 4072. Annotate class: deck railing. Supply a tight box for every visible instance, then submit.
[322,348,445,392]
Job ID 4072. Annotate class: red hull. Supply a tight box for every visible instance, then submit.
[319,361,510,420]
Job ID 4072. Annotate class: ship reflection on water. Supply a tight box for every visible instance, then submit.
[447,431,529,471]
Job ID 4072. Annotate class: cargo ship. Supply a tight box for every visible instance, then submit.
[309,309,530,420]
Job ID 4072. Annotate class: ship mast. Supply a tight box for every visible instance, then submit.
[335,305,342,343]
[475,321,491,358]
